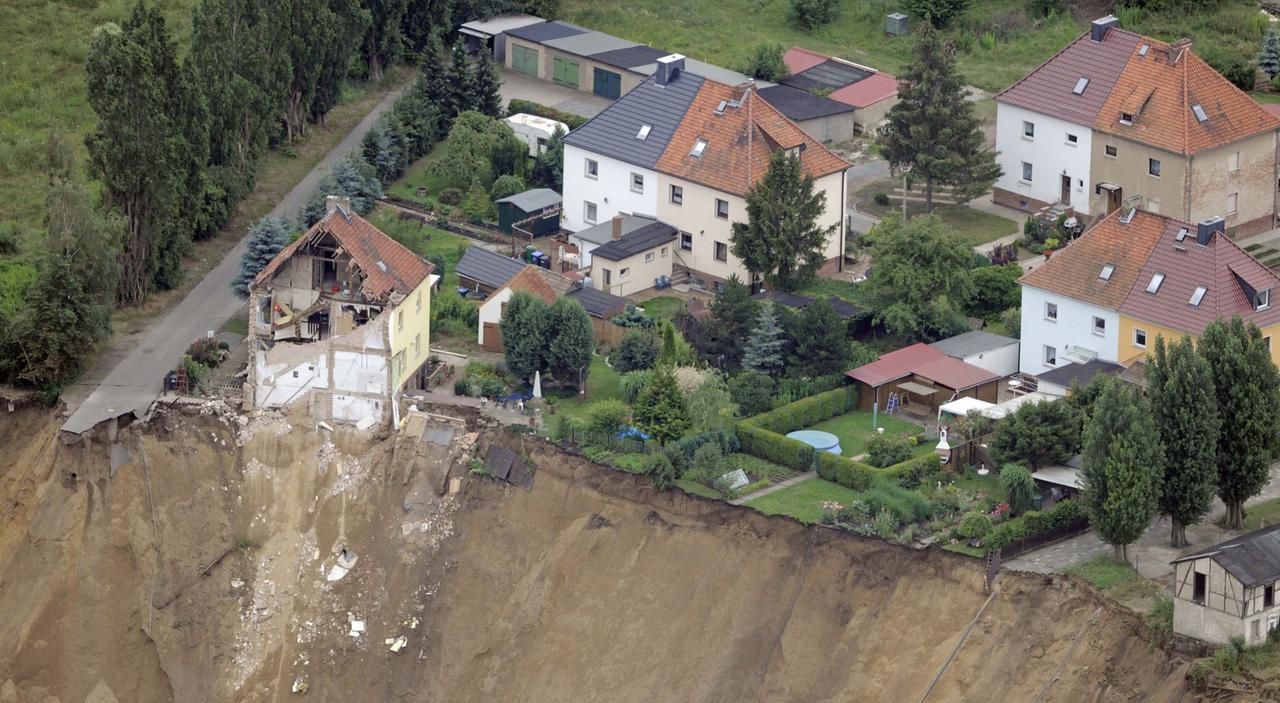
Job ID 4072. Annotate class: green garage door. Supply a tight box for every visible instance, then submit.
[511,44,539,76]
[552,57,580,88]
[592,68,621,99]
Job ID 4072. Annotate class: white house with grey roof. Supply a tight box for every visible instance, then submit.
[1172,523,1280,646]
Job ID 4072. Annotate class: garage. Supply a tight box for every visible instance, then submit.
[511,43,539,76]
[592,67,622,99]
[553,56,580,87]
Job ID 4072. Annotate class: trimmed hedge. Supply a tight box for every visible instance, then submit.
[816,451,941,491]
[985,499,1085,552]
[749,386,857,434]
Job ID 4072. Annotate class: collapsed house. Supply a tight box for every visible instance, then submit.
[247,197,439,427]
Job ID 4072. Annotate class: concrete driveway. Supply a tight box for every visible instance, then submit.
[498,68,612,118]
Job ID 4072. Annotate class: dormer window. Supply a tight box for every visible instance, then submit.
[1146,273,1165,293]
[1189,286,1207,306]
[1257,289,1271,311]
[1099,264,1115,281]
[1120,112,1135,125]
[636,124,652,141]
[690,138,708,157]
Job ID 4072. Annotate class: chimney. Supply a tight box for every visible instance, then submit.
[1091,15,1118,42]
[1196,216,1225,246]
[1168,38,1192,65]
[611,215,624,240]
[656,54,685,86]
[325,195,352,216]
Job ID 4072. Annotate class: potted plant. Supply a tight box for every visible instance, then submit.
[1042,237,1060,258]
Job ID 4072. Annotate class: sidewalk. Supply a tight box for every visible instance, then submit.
[729,471,816,505]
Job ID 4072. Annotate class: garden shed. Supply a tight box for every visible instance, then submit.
[845,343,1000,419]
[455,246,528,297]
[566,285,628,347]
[495,188,562,236]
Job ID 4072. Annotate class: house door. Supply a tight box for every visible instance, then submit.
[552,57,579,87]
[1060,175,1071,206]
[481,322,503,352]
[593,68,621,99]
[1106,186,1122,214]
[601,268,611,289]
[511,44,538,76]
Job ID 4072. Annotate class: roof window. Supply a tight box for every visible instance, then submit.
[1189,286,1207,306]
[690,138,708,158]
[1099,264,1115,281]
[1073,77,1090,95]
[1146,273,1164,293]
[1175,228,1190,242]
[636,124,652,141]
[1192,104,1208,123]
[1120,112,1135,125]
[1139,44,1149,56]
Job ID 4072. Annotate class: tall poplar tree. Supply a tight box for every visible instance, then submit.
[1081,378,1163,562]
[1200,317,1280,529]
[361,0,408,80]
[1147,335,1220,547]
[547,297,593,388]
[880,23,1001,210]
[730,149,835,291]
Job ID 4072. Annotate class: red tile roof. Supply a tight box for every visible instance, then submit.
[1118,213,1280,335]
[783,47,828,75]
[845,343,999,391]
[254,207,434,303]
[996,27,1140,126]
[656,80,848,197]
[830,72,898,108]
[1020,208,1166,309]
[499,265,559,305]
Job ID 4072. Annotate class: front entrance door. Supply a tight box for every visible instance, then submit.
[593,68,621,99]
[482,322,503,352]
[553,57,580,88]
[1061,175,1071,206]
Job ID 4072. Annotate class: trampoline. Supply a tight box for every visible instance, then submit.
[786,430,843,456]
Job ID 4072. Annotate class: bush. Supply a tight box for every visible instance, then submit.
[478,376,505,398]
[645,453,680,490]
[187,338,221,367]
[790,0,838,29]
[1146,597,1173,648]
[873,192,891,206]
[1000,464,1037,515]
[958,511,993,539]
[587,399,630,436]
[438,187,463,206]
[613,331,658,372]
[620,369,654,403]
[729,370,775,416]
[687,442,725,483]
[454,377,472,396]
[985,499,1084,552]
[665,429,740,472]
[744,44,788,81]
[1212,638,1242,673]
[867,434,913,468]
[490,174,525,202]
[999,307,1021,337]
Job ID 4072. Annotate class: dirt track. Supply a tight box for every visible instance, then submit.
[0,403,1219,701]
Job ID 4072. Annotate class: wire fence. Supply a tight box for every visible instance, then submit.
[561,427,661,455]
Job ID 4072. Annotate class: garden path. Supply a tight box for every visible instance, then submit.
[729,472,816,506]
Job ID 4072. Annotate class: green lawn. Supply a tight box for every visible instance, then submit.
[948,469,1007,502]
[1065,556,1161,602]
[636,296,685,320]
[551,355,624,422]
[796,277,862,303]
[367,206,472,289]
[678,479,723,500]
[808,410,924,458]
[1236,496,1280,531]
[385,144,450,208]
[745,477,864,524]
[854,179,1018,248]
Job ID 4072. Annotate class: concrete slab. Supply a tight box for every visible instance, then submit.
[499,69,612,118]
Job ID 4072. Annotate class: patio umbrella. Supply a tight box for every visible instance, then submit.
[532,370,542,399]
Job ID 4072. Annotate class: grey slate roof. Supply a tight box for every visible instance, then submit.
[589,45,670,70]
[543,30,637,56]
[632,58,773,89]
[930,330,1019,359]
[754,291,862,319]
[455,246,527,289]
[495,187,561,213]
[504,21,586,43]
[562,72,705,169]
[996,27,1141,126]
[573,214,659,246]
[590,221,677,261]
[757,85,856,121]
[567,286,629,317]
[782,60,873,91]
[1173,522,1280,588]
[1036,358,1123,388]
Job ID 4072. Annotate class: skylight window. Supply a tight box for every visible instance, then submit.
[1175,228,1190,242]
[1099,264,1115,281]
[636,124,652,140]
[1189,286,1207,306]
[1073,77,1090,95]
[1120,112,1135,125]
[690,138,708,158]
[1192,104,1208,123]
[1139,44,1149,56]
[1146,273,1165,293]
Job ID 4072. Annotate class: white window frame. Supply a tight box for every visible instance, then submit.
[715,198,729,219]
[1044,301,1058,321]
[1229,151,1241,172]
[584,201,597,225]
[670,184,683,205]
[630,172,644,194]
[1105,144,1118,158]
[680,231,693,251]
[661,247,668,257]
[1044,345,1057,366]
[644,252,654,263]
[1148,158,1161,178]
[1066,133,1078,146]
[1092,316,1106,336]
[1258,289,1270,311]
[1022,121,1035,139]
[1228,192,1239,216]
[585,158,598,180]
[620,267,630,278]
[1133,328,1147,349]
[1021,162,1033,183]
[714,241,728,262]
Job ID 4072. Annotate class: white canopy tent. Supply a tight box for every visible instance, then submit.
[937,396,995,423]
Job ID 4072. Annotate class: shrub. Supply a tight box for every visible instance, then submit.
[816,452,873,490]
[687,442,725,483]
[438,187,463,206]
[958,511,993,539]
[729,370,774,416]
[1212,639,1242,673]
[863,479,935,523]
[744,44,788,81]
[490,174,525,202]
[187,338,221,367]
[478,376,505,398]
[867,434,913,468]
[620,369,654,403]
[645,453,680,490]
[873,192,891,206]
[1146,597,1173,648]
[985,499,1084,552]
[999,463,1037,515]
[790,0,838,29]
[665,429,740,471]
[454,377,472,396]
[587,399,630,436]
[613,331,658,372]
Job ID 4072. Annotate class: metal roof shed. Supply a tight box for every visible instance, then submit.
[458,14,545,62]
[495,188,562,236]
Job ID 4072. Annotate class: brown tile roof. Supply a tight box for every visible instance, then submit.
[996,27,1141,126]
[655,80,848,197]
[253,207,434,303]
[500,265,559,305]
[1019,208,1166,309]
[1093,38,1280,154]
[1118,213,1280,335]
[533,267,575,296]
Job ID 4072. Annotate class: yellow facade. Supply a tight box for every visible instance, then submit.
[388,275,434,390]
[1117,314,1280,366]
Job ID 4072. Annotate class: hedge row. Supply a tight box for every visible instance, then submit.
[985,499,1085,552]
[749,386,858,435]
[816,451,941,491]
[507,98,588,130]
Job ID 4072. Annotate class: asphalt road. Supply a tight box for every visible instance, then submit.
[61,86,408,434]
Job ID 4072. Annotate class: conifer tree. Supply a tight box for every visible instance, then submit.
[233,216,292,298]
[1081,379,1163,562]
[731,149,835,291]
[530,126,565,191]
[443,40,474,125]
[789,297,849,376]
[880,23,1001,210]
[1147,335,1220,547]
[703,275,759,370]
[1261,26,1280,79]
[472,56,503,117]
[742,303,786,377]
[633,366,689,443]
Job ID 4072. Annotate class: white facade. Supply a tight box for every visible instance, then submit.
[562,144,658,232]
[1019,284,1119,374]
[995,103,1094,215]
[952,344,1020,378]
[476,286,516,345]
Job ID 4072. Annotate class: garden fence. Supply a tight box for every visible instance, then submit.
[562,427,660,455]
[994,517,1091,560]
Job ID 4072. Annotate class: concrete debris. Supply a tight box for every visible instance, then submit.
[326,548,358,582]
[355,415,376,431]
[316,421,334,433]
[386,635,408,653]
[348,617,365,638]
[231,578,244,589]
[291,678,308,694]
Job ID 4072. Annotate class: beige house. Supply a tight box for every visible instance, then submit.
[587,218,677,296]
[1172,524,1280,646]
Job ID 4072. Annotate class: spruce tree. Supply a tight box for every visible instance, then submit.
[657,322,679,367]
[530,126,565,191]
[705,275,760,370]
[789,297,849,376]
[418,35,452,140]
[1147,335,1220,547]
[1261,26,1280,79]
[633,366,689,443]
[330,154,384,214]
[880,23,1001,210]
[742,303,786,377]
[1081,379,1163,562]
[443,40,474,123]
[472,56,503,117]
[233,216,292,298]
[1200,317,1280,529]
[731,149,836,291]
[547,297,593,388]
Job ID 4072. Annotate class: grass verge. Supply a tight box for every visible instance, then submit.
[1065,556,1162,602]
[807,410,924,458]
[745,477,863,524]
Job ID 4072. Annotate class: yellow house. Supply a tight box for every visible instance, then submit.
[248,196,438,427]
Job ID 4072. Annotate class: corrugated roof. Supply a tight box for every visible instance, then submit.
[562,71,704,170]
[1173,522,1280,588]
[1035,358,1123,388]
[253,206,433,302]
[567,286,628,317]
[1020,208,1167,310]
[996,27,1140,126]
[845,343,999,391]
[588,44,669,70]
[783,47,830,75]
[757,85,856,120]
[590,221,677,261]
[929,330,1019,358]
[542,30,637,56]
[455,246,527,289]
[504,20,586,43]
[495,187,561,212]
[458,13,543,37]
[783,59,873,91]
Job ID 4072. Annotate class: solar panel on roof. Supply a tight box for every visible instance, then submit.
[1189,286,1207,306]
[1073,77,1089,95]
